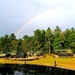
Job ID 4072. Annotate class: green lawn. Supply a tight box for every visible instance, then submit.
[26,55,75,70]
[0,54,75,70]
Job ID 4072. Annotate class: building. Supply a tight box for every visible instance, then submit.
[54,49,73,57]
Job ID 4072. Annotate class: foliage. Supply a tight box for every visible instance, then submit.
[0,26,75,55]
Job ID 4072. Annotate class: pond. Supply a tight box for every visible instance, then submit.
[0,64,75,75]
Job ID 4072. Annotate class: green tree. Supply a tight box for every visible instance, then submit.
[10,33,16,41]
[53,26,64,51]
[17,38,23,57]
[69,27,75,52]
[11,39,18,53]
[22,35,32,52]
[64,29,71,48]
[45,27,53,53]
[0,38,3,52]
[40,30,46,52]
[3,34,11,53]
[34,29,42,52]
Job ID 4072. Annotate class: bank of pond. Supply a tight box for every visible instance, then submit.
[0,64,75,75]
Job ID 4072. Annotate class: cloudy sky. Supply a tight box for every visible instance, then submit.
[0,0,75,38]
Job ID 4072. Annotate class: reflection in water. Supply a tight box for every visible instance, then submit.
[0,64,75,75]
[14,71,24,75]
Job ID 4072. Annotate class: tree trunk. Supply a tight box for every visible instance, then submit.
[49,40,50,54]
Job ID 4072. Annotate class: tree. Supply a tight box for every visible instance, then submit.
[22,35,32,52]
[11,39,18,53]
[0,26,75,55]
[33,29,42,52]
[64,29,72,48]
[69,27,75,52]
[40,30,46,52]
[0,38,3,52]
[52,26,64,51]
[45,27,53,53]
[3,34,11,53]
[10,33,16,41]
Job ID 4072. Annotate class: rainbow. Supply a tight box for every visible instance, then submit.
[14,5,64,35]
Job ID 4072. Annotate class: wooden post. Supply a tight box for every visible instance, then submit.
[54,60,57,67]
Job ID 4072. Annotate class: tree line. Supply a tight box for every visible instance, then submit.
[0,26,75,54]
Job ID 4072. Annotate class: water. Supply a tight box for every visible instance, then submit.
[0,64,46,75]
[0,64,75,75]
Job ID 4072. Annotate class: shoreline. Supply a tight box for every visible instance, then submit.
[0,55,75,71]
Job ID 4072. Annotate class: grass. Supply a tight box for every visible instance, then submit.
[0,54,75,70]
[26,55,75,70]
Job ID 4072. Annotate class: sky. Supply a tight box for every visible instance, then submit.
[0,0,75,38]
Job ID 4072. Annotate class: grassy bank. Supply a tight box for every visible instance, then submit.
[26,55,75,70]
[0,55,75,70]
